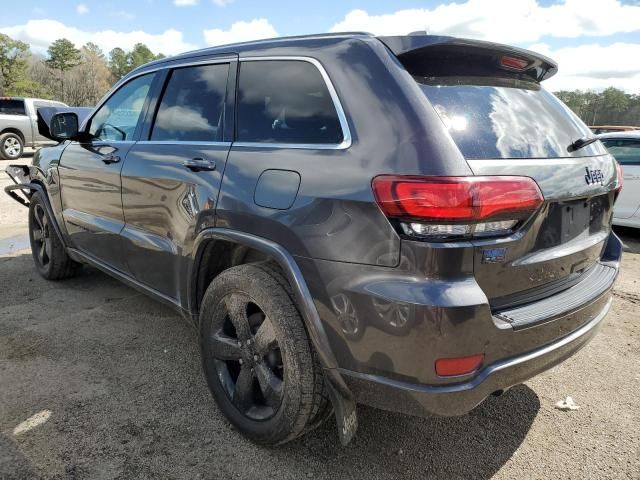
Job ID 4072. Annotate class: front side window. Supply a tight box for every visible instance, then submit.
[0,99,26,116]
[150,63,229,142]
[601,139,640,165]
[236,60,343,145]
[89,73,154,141]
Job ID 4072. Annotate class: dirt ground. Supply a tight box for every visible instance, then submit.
[1,156,639,479]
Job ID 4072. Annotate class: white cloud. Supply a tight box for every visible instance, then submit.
[203,18,277,46]
[330,0,640,92]
[0,19,197,56]
[529,42,640,93]
[174,0,198,5]
[76,3,89,15]
[330,0,640,44]
[212,0,234,6]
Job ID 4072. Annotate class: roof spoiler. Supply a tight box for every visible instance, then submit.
[378,35,558,82]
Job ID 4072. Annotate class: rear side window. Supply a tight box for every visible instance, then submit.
[601,139,640,165]
[0,99,26,115]
[236,60,343,145]
[417,78,596,159]
[151,64,229,142]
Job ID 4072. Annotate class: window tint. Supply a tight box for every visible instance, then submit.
[237,60,343,144]
[89,74,154,141]
[0,99,26,115]
[417,78,597,159]
[151,64,229,142]
[601,139,640,165]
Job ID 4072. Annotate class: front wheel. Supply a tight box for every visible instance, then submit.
[200,263,328,445]
[0,133,24,160]
[28,193,81,280]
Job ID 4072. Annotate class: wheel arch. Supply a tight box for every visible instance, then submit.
[4,181,67,249]
[190,228,358,444]
[0,128,26,144]
[190,229,338,370]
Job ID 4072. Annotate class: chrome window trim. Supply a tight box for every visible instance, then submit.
[235,56,352,150]
[82,57,235,131]
[136,140,232,147]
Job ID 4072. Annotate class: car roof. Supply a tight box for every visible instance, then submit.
[598,131,640,140]
[137,32,372,70]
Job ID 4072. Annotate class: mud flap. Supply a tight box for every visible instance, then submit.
[324,372,358,446]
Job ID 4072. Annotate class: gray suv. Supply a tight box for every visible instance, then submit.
[4,33,623,446]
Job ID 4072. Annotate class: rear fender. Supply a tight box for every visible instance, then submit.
[191,228,358,445]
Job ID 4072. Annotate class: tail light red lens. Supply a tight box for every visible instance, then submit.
[615,161,623,194]
[435,354,484,377]
[372,175,543,239]
[501,55,530,70]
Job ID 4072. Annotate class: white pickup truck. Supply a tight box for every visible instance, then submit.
[0,97,67,160]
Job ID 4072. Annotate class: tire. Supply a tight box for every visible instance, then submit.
[199,263,328,445]
[0,132,24,160]
[28,192,81,280]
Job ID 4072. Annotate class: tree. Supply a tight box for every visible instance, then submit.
[554,89,640,126]
[83,42,105,60]
[108,47,130,81]
[46,38,81,99]
[601,87,629,115]
[128,43,156,69]
[108,43,165,82]
[0,33,30,95]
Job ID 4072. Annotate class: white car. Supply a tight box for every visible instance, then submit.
[599,132,640,228]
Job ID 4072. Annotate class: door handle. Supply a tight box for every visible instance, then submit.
[184,157,216,172]
[102,154,121,165]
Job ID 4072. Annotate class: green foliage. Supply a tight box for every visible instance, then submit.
[46,38,81,72]
[107,47,128,81]
[0,33,31,95]
[554,88,640,126]
[4,78,52,98]
[108,43,165,81]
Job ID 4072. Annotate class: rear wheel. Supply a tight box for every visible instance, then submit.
[0,133,24,160]
[28,193,81,280]
[200,263,328,445]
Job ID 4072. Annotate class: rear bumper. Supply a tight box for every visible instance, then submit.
[340,296,611,417]
[300,232,621,418]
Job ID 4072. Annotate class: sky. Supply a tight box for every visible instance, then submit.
[1,0,640,93]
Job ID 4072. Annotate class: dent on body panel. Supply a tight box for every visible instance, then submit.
[30,143,67,229]
[120,148,217,249]
[218,147,401,266]
[297,253,488,383]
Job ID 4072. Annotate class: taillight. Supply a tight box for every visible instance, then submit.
[615,161,623,194]
[501,55,530,70]
[435,354,484,377]
[372,175,543,240]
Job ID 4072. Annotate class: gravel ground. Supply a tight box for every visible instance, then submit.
[1,157,639,479]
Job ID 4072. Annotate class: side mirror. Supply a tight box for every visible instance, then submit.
[49,112,79,141]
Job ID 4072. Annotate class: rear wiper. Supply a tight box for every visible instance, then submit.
[568,136,599,152]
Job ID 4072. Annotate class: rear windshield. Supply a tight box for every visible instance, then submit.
[0,99,26,116]
[416,77,599,159]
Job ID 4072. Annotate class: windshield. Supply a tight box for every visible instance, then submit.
[417,78,605,159]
